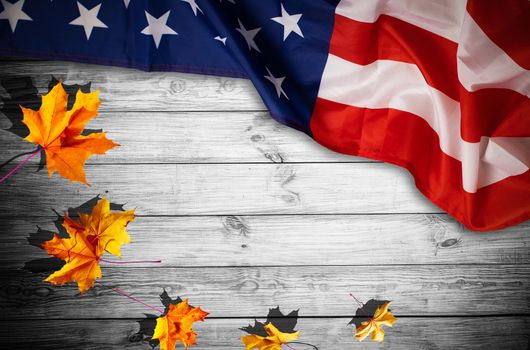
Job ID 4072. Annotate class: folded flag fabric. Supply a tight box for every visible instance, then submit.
[0,0,528,231]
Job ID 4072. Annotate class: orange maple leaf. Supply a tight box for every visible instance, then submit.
[152,299,209,350]
[241,323,299,350]
[42,197,135,293]
[42,230,101,293]
[354,301,397,342]
[21,81,118,184]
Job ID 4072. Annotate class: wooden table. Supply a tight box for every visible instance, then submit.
[0,60,529,349]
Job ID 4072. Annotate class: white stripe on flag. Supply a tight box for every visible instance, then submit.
[335,0,466,42]
[317,54,530,192]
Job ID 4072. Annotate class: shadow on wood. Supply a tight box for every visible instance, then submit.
[348,299,390,329]
[241,306,299,336]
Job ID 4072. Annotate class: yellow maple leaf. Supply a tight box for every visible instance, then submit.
[21,81,118,184]
[355,302,397,342]
[42,197,135,293]
[152,299,209,350]
[63,197,135,257]
[241,323,300,350]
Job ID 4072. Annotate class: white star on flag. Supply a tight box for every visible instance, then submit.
[264,67,289,100]
[141,10,178,49]
[236,19,261,53]
[0,0,32,33]
[271,3,303,41]
[214,36,227,45]
[123,0,130,8]
[182,0,203,16]
[69,2,108,40]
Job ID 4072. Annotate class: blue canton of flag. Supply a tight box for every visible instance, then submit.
[0,0,339,133]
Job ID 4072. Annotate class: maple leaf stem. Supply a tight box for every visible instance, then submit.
[114,287,164,314]
[289,342,319,350]
[100,258,162,264]
[0,149,37,170]
[349,293,364,308]
[284,344,297,350]
[0,147,44,185]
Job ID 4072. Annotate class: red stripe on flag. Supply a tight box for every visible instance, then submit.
[459,88,530,142]
[467,0,530,70]
[310,97,530,231]
[328,13,530,143]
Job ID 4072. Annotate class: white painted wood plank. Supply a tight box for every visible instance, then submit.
[1,317,528,350]
[0,61,264,111]
[2,265,529,318]
[2,215,529,268]
[0,111,362,164]
[0,163,436,216]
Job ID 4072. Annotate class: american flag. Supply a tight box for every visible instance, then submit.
[0,0,528,231]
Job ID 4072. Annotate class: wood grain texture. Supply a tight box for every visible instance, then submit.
[1,317,529,350]
[1,215,529,269]
[2,59,530,349]
[0,163,437,216]
[0,111,359,164]
[0,61,264,111]
[2,265,529,318]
